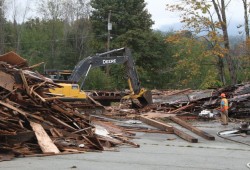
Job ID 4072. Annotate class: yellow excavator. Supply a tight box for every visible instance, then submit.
[48,47,152,107]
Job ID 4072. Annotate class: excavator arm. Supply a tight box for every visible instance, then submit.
[69,47,152,106]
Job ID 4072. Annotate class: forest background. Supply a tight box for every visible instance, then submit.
[0,0,249,90]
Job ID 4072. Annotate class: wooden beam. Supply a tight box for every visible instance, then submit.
[169,116,215,140]
[139,116,173,132]
[140,116,198,143]
[173,127,198,143]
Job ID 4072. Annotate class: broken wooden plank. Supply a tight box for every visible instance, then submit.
[173,127,198,143]
[0,71,15,91]
[168,103,194,114]
[0,51,28,67]
[30,87,46,102]
[0,100,27,117]
[72,127,92,134]
[51,104,73,116]
[49,115,76,131]
[50,128,64,138]
[139,116,173,132]
[169,116,215,140]
[83,136,104,151]
[30,121,60,154]
[19,70,31,95]
[27,62,45,69]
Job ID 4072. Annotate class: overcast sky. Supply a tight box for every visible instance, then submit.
[6,0,246,36]
[145,0,180,30]
[145,0,245,35]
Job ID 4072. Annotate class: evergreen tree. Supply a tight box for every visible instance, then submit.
[90,0,154,50]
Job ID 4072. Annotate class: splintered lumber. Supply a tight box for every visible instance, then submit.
[30,121,60,154]
[169,116,215,140]
[0,52,141,161]
[139,116,173,132]
[49,115,76,131]
[19,70,30,95]
[172,127,198,143]
[0,100,27,117]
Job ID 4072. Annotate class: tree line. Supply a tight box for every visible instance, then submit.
[0,0,249,91]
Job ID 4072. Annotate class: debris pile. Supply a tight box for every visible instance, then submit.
[0,52,137,161]
[229,83,250,118]
[140,84,250,119]
[0,51,249,162]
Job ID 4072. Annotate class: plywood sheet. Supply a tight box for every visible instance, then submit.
[0,51,28,67]
[30,121,60,154]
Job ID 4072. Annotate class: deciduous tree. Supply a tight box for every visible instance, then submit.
[166,0,237,85]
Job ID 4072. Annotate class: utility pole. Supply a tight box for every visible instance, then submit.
[0,0,4,54]
[107,10,112,54]
[106,10,112,74]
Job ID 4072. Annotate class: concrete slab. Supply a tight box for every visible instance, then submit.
[1,121,249,170]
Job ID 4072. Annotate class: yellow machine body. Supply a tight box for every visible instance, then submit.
[49,83,87,99]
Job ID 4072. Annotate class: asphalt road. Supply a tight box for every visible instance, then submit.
[1,121,250,170]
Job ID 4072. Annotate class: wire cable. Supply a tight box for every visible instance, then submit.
[217,129,250,146]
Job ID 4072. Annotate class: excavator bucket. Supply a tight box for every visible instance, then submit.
[136,90,153,107]
[132,90,153,108]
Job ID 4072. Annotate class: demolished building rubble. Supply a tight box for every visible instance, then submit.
[139,84,250,118]
[0,52,137,161]
[0,51,249,162]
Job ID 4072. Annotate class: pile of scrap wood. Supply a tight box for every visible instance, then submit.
[202,82,250,118]
[140,83,250,119]
[0,52,138,161]
[220,82,250,118]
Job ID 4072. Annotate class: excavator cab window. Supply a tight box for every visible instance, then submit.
[71,84,79,90]
[44,69,72,81]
